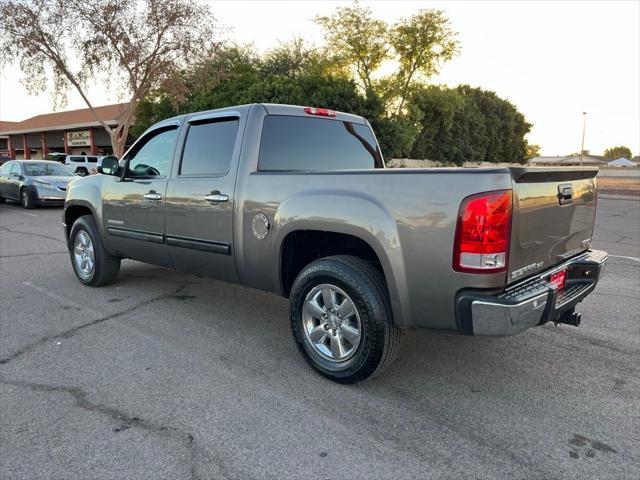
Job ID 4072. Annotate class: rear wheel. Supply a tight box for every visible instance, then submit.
[69,215,120,286]
[20,188,35,209]
[75,167,88,176]
[289,255,400,384]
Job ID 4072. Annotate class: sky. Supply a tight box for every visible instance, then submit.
[0,0,638,156]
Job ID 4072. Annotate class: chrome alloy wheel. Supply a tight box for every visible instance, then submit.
[302,284,362,362]
[73,231,95,279]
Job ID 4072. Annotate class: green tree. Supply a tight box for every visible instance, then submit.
[389,10,458,114]
[315,2,389,92]
[260,38,337,78]
[526,143,541,159]
[315,3,458,113]
[603,146,632,160]
[409,85,531,165]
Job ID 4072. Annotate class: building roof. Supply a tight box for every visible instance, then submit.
[0,103,130,135]
[608,157,636,167]
[0,121,18,132]
[528,156,564,164]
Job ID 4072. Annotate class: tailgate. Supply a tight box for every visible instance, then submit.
[507,168,598,284]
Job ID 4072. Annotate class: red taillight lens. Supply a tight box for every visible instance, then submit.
[453,189,512,273]
[303,106,336,117]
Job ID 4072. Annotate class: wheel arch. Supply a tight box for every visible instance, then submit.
[64,201,99,242]
[272,191,411,327]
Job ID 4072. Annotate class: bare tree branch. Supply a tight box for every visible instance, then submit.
[0,0,219,156]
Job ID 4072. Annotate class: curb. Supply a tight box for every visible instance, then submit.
[599,194,639,201]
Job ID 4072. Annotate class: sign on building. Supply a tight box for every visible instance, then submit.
[67,130,91,147]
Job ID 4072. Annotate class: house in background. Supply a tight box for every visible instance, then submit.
[528,154,608,166]
[0,121,18,156]
[607,157,637,167]
[0,103,134,159]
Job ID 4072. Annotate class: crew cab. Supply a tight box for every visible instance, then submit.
[63,104,607,383]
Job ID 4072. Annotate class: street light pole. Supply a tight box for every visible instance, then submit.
[580,112,587,166]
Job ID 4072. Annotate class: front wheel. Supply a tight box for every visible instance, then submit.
[20,188,35,209]
[69,215,121,286]
[289,255,400,384]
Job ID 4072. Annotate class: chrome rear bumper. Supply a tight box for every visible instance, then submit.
[456,250,607,336]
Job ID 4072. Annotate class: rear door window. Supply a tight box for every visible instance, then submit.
[180,119,239,176]
[259,115,382,171]
[87,157,98,163]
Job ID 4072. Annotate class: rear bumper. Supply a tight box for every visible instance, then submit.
[456,250,607,336]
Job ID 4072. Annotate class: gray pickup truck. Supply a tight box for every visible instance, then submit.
[64,103,607,383]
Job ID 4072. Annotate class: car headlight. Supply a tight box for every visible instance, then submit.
[33,180,54,189]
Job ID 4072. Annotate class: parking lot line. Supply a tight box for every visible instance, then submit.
[608,254,640,262]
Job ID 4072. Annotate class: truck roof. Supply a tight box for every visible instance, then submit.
[259,103,367,125]
[149,103,368,132]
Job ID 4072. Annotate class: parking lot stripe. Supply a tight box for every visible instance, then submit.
[608,254,640,262]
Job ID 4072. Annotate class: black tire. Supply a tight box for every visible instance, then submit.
[20,187,35,209]
[69,215,121,287]
[289,255,401,384]
[75,167,88,176]
[0,195,5,204]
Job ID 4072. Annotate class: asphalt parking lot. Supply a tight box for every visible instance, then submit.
[1,197,638,480]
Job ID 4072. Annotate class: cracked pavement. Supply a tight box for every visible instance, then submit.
[1,199,639,479]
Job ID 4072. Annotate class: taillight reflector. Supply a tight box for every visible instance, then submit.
[303,106,336,117]
[453,189,513,273]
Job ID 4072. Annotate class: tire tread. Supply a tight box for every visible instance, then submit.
[69,215,120,287]
[289,255,400,383]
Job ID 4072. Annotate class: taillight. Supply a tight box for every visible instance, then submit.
[303,106,336,117]
[453,189,513,273]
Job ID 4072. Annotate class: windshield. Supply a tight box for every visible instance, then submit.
[23,162,75,177]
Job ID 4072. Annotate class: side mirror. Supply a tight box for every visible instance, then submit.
[97,157,119,176]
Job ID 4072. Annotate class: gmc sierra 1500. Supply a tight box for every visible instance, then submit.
[64,103,607,383]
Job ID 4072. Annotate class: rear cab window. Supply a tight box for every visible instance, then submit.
[258,115,383,171]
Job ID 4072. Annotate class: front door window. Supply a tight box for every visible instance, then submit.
[125,128,177,178]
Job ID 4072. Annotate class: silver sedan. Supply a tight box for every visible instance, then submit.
[0,160,77,208]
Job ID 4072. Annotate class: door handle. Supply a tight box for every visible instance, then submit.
[143,191,162,201]
[204,191,228,203]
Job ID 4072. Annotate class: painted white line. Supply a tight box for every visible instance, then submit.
[608,254,640,263]
[23,213,39,217]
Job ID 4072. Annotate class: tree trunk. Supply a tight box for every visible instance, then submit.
[109,103,137,158]
[110,129,127,158]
